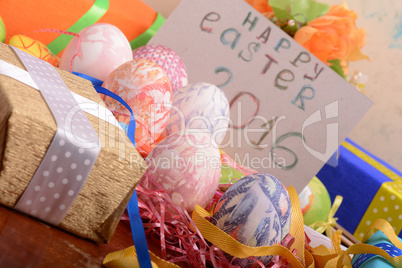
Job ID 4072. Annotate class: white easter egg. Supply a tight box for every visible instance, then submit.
[165,82,229,146]
[142,131,221,212]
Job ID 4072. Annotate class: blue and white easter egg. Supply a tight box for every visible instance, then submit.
[213,173,291,265]
[164,82,229,146]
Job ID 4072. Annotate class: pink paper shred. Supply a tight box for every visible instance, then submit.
[122,174,303,268]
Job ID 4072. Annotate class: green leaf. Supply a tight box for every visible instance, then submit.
[270,0,293,21]
[328,59,347,79]
[268,0,298,36]
[291,0,330,22]
[270,0,330,23]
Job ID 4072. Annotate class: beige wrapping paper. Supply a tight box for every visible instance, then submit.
[0,43,147,242]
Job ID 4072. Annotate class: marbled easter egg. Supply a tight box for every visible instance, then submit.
[0,16,5,43]
[213,173,291,265]
[142,131,221,212]
[133,44,188,92]
[59,23,132,81]
[164,82,229,146]
[102,59,172,155]
[9,35,59,66]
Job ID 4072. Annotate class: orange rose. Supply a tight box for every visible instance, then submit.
[245,0,275,18]
[294,2,368,69]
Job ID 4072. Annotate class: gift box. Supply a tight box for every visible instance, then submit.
[0,0,165,55]
[317,138,402,242]
[0,42,146,242]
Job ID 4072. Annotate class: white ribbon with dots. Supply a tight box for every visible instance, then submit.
[6,47,102,225]
[0,59,123,130]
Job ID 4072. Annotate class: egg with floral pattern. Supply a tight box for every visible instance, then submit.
[102,59,172,155]
[59,23,132,80]
[133,44,188,92]
[9,35,59,66]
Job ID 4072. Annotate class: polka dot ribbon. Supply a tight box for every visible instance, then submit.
[12,47,101,225]
[352,243,402,267]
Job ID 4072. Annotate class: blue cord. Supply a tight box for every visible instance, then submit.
[73,72,151,267]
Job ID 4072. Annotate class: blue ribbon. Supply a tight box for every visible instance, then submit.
[72,72,136,146]
[352,242,402,267]
[127,190,153,268]
[73,72,152,268]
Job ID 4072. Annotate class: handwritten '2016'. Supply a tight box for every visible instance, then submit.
[200,11,325,170]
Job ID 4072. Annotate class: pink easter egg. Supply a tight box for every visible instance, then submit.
[133,44,188,92]
[101,59,172,155]
[142,131,221,212]
[59,23,133,81]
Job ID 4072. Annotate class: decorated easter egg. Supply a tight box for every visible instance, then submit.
[303,177,332,226]
[133,44,188,92]
[0,16,5,43]
[59,23,132,81]
[9,35,59,66]
[101,59,172,155]
[165,82,229,146]
[142,131,221,212]
[213,173,291,265]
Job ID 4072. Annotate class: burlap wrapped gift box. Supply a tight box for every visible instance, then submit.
[0,43,146,242]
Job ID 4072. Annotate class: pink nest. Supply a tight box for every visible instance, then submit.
[124,175,302,268]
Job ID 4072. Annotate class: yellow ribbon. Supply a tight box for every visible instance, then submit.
[192,203,304,267]
[309,195,343,237]
[342,141,402,182]
[103,246,179,268]
[288,186,306,265]
[103,189,401,268]
[325,219,402,268]
[103,186,341,267]
[308,230,344,268]
[189,186,314,267]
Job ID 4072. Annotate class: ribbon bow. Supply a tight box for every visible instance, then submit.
[309,195,343,237]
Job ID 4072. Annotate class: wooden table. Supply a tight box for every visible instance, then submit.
[0,205,133,268]
[0,204,358,268]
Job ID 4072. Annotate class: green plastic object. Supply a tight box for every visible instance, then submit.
[220,164,244,184]
[303,176,332,226]
[0,16,5,43]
